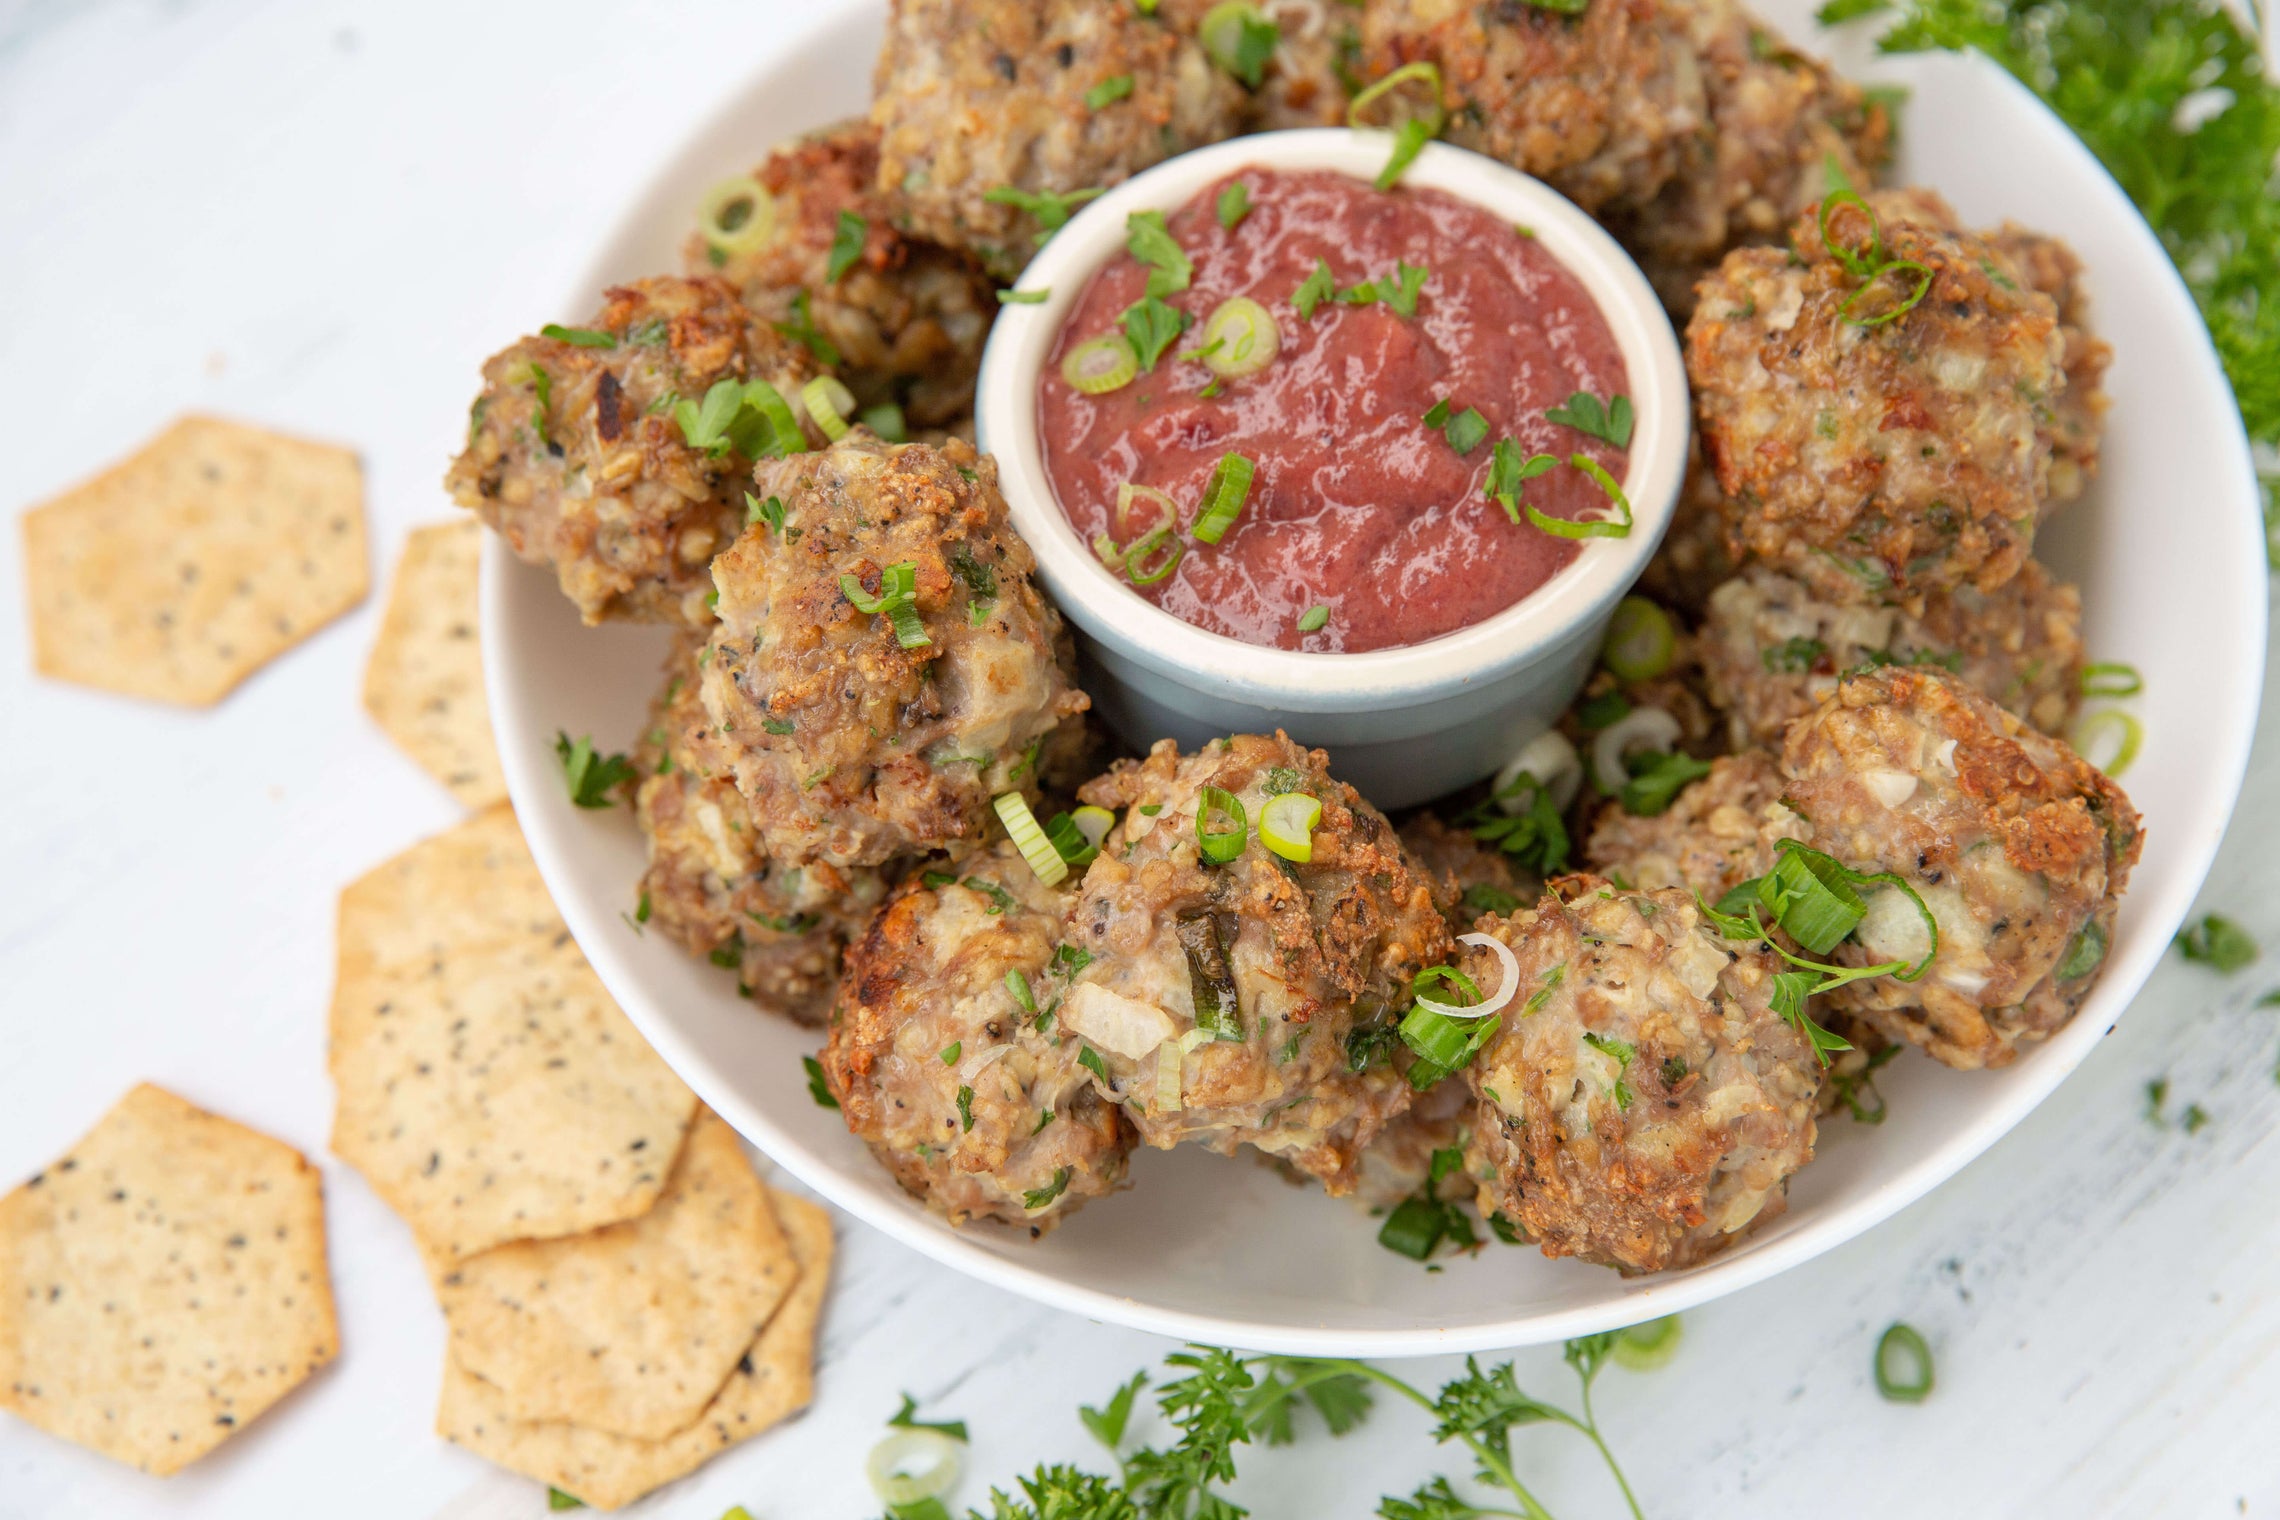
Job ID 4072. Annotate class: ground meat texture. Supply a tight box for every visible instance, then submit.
[1159,0,1356,129]
[823,842,1133,1231]
[1584,748,1806,901]
[630,638,889,1023]
[870,0,1245,280]
[1060,734,1452,1193]
[1699,562,2083,747]
[1460,885,1820,1274]
[1399,813,1543,933]
[1982,222,2111,508]
[700,434,1090,868]
[686,120,995,427]
[1633,439,1740,617]
[1686,190,2069,603]
[447,277,820,626]
[1780,666,2142,1070]
[1608,0,1891,318]
[1351,1075,1476,1212]
[1361,0,1708,217]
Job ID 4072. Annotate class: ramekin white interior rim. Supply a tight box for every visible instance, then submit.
[973,128,1690,711]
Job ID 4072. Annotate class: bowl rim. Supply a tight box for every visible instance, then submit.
[483,12,2270,1358]
[972,128,1691,712]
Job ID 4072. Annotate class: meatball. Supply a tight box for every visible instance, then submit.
[685,120,996,427]
[1584,748,1806,901]
[447,276,820,626]
[1609,0,1891,316]
[1982,222,2111,507]
[1687,189,2070,602]
[630,638,890,1023]
[1159,0,1356,130]
[1780,666,2142,1069]
[871,0,1245,280]
[1460,884,1820,1274]
[1362,0,1707,216]
[1698,562,2084,747]
[1400,813,1543,933]
[1352,1075,1476,1212]
[824,841,1134,1231]
[700,434,1090,868]
[1633,439,1740,617]
[1058,734,1452,1193]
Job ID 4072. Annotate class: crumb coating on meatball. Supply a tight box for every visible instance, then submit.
[447,276,820,626]
[1687,190,2070,601]
[1981,221,2111,508]
[824,841,1133,1231]
[630,638,890,1024]
[1585,749,1806,902]
[1400,813,1543,934]
[687,120,995,427]
[870,0,1245,279]
[1061,734,1453,1193]
[1634,439,1741,617]
[1780,666,2141,1069]
[1699,562,2083,747]
[1462,884,1820,1274]
[700,434,1090,868]
[1159,0,1357,130]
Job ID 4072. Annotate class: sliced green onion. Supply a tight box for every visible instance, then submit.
[1070,805,1117,853]
[801,376,856,441]
[1602,596,1676,682]
[886,604,930,649]
[1376,117,1434,189]
[1612,1315,1683,1372]
[1191,453,1256,544]
[696,175,777,256]
[1258,792,1322,862]
[1086,73,1135,109]
[2080,661,2143,697]
[1376,1195,1447,1260]
[1122,524,1184,585]
[1115,481,1181,537]
[1818,190,1885,279]
[1526,454,1634,539]
[539,324,616,349]
[998,287,1050,305]
[1840,259,1934,328]
[1198,1,1278,88]
[840,561,914,615]
[1348,61,1446,136]
[1063,336,1139,394]
[1398,1006,1500,1089]
[1874,1323,1934,1403]
[1296,603,1330,634]
[2055,920,2108,981]
[1199,297,1280,378]
[1155,1040,1184,1112]
[1764,846,1869,955]
[858,401,908,442]
[866,1427,963,1507]
[2072,708,2142,777]
[995,791,1069,887]
[1006,968,1037,1012]
[1217,181,1251,231]
[1196,786,1248,865]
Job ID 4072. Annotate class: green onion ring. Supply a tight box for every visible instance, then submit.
[1770,839,1940,982]
[1602,596,1677,682]
[866,1427,964,1507]
[1195,786,1248,865]
[1348,60,1446,136]
[1093,532,1128,571]
[1611,1315,1683,1372]
[1200,297,1281,378]
[1115,481,1181,537]
[1840,259,1934,328]
[1763,846,1869,955]
[1526,454,1634,540]
[1122,524,1185,586]
[2071,708,2143,777]
[1258,792,1322,862]
[1191,453,1256,544]
[1874,1323,1934,1403]
[1818,190,1885,279]
[2079,661,2144,698]
[1063,336,1139,394]
[696,175,777,257]
[800,376,856,442]
[994,791,1069,887]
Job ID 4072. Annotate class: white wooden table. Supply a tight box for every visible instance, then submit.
[3,2,2277,1515]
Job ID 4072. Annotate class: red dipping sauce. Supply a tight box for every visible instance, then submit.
[1039,167,1633,653]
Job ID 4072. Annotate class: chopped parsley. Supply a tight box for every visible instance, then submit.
[803,1055,838,1109]
[1085,72,1136,109]
[1121,293,1193,371]
[2176,913,2258,972]
[983,184,1105,247]
[825,210,867,282]
[772,290,841,365]
[1292,257,1336,321]
[1125,209,1194,296]
[1544,390,1635,448]
[554,731,635,808]
[1023,1167,1073,1210]
[1217,181,1252,231]
[745,491,786,533]
[539,323,615,349]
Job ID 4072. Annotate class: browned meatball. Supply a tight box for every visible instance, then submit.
[824,841,1134,1231]
[447,277,820,626]
[1698,562,2084,747]
[686,121,996,427]
[1982,222,2111,508]
[1362,0,1707,216]
[1400,813,1543,933]
[1780,666,2142,1069]
[871,0,1245,280]
[1633,439,1741,617]
[1609,0,1891,316]
[700,434,1090,868]
[630,638,890,1023]
[1352,1074,1476,1212]
[1687,190,2070,601]
[1584,748,1805,901]
[1461,884,1820,1273]
[1058,734,1452,1193]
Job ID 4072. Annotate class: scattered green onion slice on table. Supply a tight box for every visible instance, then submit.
[1191,453,1256,543]
[800,376,856,441]
[1063,336,1139,394]
[1196,786,1248,865]
[1611,1315,1683,1371]
[2079,661,2144,698]
[1258,792,1322,862]
[695,175,776,256]
[1874,1323,1934,1403]
[2072,708,2143,777]
[994,792,1069,887]
[1602,596,1676,681]
[1199,297,1280,378]
[866,1427,964,1508]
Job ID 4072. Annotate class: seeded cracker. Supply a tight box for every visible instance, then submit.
[436,1188,831,1510]
[21,414,367,706]
[434,1109,796,1440]
[0,1084,339,1475]
[328,805,698,1262]
[362,519,507,808]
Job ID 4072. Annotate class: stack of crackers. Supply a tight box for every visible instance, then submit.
[330,804,831,1510]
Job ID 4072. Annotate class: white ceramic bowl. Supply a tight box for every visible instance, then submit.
[973,130,1689,808]
[484,0,2266,1355]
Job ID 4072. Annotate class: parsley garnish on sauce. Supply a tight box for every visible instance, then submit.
[1124,209,1193,296]
[1545,390,1635,447]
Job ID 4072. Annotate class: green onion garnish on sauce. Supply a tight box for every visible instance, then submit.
[1384,261,1429,317]
[1484,440,1558,523]
[1063,336,1139,394]
[1191,453,1256,543]
[1525,454,1634,539]
[1443,407,1488,455]
[1199,297,1279,377]
[1297,603,1330,634]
